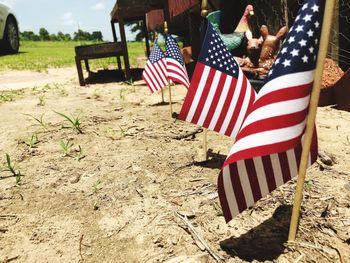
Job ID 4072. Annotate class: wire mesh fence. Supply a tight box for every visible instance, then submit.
[250,0,350,71]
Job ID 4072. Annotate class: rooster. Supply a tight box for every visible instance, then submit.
[207,4,255,55]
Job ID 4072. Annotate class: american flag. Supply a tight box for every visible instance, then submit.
[165,35,190,89]
[178,22,255,138]
[218,0,323,222]
[142,41,168,93]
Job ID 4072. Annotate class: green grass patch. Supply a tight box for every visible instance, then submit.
[0,90,24,103]
[0,41,147,72]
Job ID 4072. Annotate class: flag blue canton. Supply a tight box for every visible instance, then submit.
[266,0,324,81]
[165,35,185,66]
[199,22,239,78]
[149,42,165,64]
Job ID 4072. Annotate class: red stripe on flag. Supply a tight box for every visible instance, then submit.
[225,136,303,165]
[261,155,277,192]
[191,68,216,124]
[249,83,312,113]
[146,66,163,90]
[142,71,158,93]
[225,76,248,136]
[179,63,206,120]
[244,159,262,202]
[213,77,238,132]
[278,151,292,182]
[229,163,247,212]
[236,110,308,139]
[217,171,233,222]
[202,73,227,128]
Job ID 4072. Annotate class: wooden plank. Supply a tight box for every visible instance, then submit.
[168,0,198,18]
[118,11,131,80]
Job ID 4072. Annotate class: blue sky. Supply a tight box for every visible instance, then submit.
[1,0,137,41]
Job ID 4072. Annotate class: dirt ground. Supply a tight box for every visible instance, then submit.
[0,69,349,263]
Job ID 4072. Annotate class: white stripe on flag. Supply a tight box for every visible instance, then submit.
[223,165,240,216]
[237,160,255,207]
[145,66,162,90]
[228,121,307,157]
[219,68,244,134]
[253,156,269,197]
[186,66,211,122]
[208,75,232,131]
[159,60,168,78]
[197,70,222,126]
[153,63,168,87]
[259,70,314,97]
[286,149,298,178]
[143,71,157,92]
[241,96,311,130]
[270,153,284,187]
[230,79,253,138]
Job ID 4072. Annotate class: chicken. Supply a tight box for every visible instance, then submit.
[207,4,255,54]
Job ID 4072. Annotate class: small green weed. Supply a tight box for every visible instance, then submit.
[124,77,135,93]
[119,88,126,101]
[76,145,86,161]
[60,139,74,156]
[23,113,48,130]
[0,90,23,103]
[92,180,101,193]
[54,111,83,134]
[37,95,46,106]
[3,154,23,185]
[25,134,39,148]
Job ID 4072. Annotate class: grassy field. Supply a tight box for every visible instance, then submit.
[0,41,146,72]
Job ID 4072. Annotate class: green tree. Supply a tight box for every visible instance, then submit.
[20,31,40,41]
[73,29,92,41]
[91,31,103,42]
[125,20,153,42]
[39,27,50,41]
[50,33,58,41]
[64,33,72,41]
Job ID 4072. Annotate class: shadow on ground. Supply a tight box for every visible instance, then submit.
[0,51,27,57]
[220,205,291,261]
[85,68,144,85]
[193,149,226,169]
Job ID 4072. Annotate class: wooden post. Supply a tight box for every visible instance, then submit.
[164,21,173,117]
[117,11,131,80]
[143,16,151,58]
[201,0,208,160]
[288,0,336,242]
[111,20,122,70]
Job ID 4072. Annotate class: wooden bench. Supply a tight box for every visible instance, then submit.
[75,42,124,86]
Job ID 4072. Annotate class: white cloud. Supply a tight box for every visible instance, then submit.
[91,2,105,10]
[60,12,77,26]
[0,0,18,8]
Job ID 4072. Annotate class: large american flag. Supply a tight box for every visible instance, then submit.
[165,35,190,89]
[219,0,323,222]
[178,22,255,138]
[142,41,168,93]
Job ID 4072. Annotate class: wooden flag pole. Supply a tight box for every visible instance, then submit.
[154,31,165,103]
[288,0,335,242]
[164,21,173,117]
[201,0,208,160]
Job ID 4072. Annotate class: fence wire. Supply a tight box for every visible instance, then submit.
[249,0,350,71]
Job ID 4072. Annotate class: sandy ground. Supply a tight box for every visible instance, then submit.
[0,69,349,263]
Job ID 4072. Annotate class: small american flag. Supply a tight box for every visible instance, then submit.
[219,0,323,222]
[178,22,255,138]
[165,35,190,89]
[142,41,168,93]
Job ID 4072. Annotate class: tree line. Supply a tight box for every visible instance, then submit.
[20,28,103,42]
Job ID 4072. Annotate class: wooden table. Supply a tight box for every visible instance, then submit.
[75,42,124,86]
